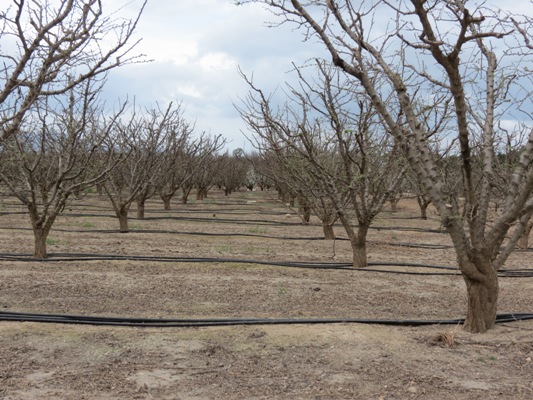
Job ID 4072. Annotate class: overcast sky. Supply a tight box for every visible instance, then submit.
[103,0,531,151]
[103,0,327,151]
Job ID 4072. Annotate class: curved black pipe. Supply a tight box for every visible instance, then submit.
[0,311,531,327]
[0,252,531,277]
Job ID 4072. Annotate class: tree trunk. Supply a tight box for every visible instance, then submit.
[196,188,207,200]
[117,207,129,233]
[352,243,367,269]
[419,202,428,220]
[33,228,49,259]
[336,206,369,268]
[322,224,335,240]
[28,204,55,259]
[161,194,172,210]
[462,264,499,333]
[182,187,192,204]
[302,206,311,224]
[518,222,532,249]
[136,199,145,219]
[416,196,430,220]
[349,224,369,268]
[389,198,400,212]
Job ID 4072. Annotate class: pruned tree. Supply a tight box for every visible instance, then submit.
[188,137,226,201]
[238,60,406,267]
[159,132,201,210]
[133,103,198,218]
[102,103,187,231]
[0,0,147,143]
[242,0,533,332]
[256,146,342,239]
[218,148,249,196]
[248,152,275,191]
[0,80,126,258]
[176,135,225,204]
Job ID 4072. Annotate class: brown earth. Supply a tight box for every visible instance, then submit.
[0,190,532,399]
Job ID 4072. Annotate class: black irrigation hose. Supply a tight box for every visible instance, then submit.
[0,225,456,250]
[1,310,532,327]
[4,225,527,253]
[0,211,27,216]
[1,210,449,232]
[369,241,453,250]
[0,226,329,241]
[1,252,531,277]
[0,252,354,270]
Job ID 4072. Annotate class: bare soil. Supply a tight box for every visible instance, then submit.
[1,190,532,399]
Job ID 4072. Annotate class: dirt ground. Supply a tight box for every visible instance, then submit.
[1,189,532,399]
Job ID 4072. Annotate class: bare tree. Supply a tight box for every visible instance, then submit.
[158,133,198,210]
[103,103,190,231]
[243,0,533,332]
[133,103,198,219]
[247,152,275,191]
[0,80,125,258]
[255,146,341,239]
[218,148,249,196]
[239,60,406,267]
[0,0,147,143]
[190,138,226,201]
[158,132,225,209]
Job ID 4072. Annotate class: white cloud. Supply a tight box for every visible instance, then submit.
[100,0,327,148]
[174,83,203,99]
[199,52,237,72]
[141,38,198,65]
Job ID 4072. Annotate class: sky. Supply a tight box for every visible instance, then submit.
[103,0,327,151]
[102,0,532,151]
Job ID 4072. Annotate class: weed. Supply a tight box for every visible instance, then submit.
[245,245,257,254]
[244,244,273,255]
[46,238,58,245]
[82,222,96,228]
[248,226,268,234]
[216,245,233,253]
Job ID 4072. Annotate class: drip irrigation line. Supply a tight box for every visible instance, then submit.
[0,252,355,270]
[129,215,303,226]
[0,220,446,236]
[0,311,532,327]
[62,213,305,227]
[0,226,330,241]
[376,215,438,221]
[146,209,293,217]
[0,211,27,216]
[0,225,465,251]
[1,211,449,233]
[1,252,531,277]
[371,226,446,234]
[370,241,453,250]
